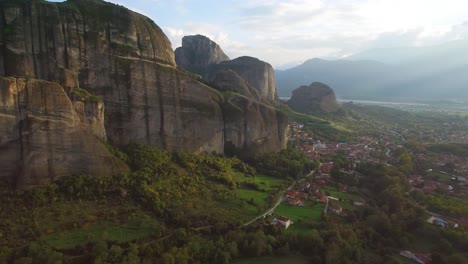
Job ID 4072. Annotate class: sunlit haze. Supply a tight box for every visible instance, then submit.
[48,0,468,68]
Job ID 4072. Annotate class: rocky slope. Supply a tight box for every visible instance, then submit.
[0,0,288,187]
[287,82,341,114]
[175,34,230,78]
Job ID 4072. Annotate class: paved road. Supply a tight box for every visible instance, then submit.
[323,194,329,215]
[242,169,318,227]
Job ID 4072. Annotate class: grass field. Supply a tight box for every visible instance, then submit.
[326,190,361,201]
[275,202,324,221]
[213,174,285,220]
[236,189,269,208]
[231,172,286,191]
[44,222,159,249]
[234,255,309,264]
[254,174,287,190]
[232,173,288,213]
[35,204,163,250]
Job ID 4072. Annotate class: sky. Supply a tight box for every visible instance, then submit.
[49,0,468,69]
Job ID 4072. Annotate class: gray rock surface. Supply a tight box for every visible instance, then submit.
[0,0,289,188]
[209,56,278,101]
[0,77,128,188]
[175,34,229,78]
[287,82,341,114]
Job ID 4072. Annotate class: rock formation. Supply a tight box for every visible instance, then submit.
[175,36,278,102]
[287,82,341,114]
[208,57,278,101]
[0,0,224,152]
[175,34,229,78]
[174,36,287,153]
[0,77,128,188]
[0,0,288,187]
[223,95,288,156]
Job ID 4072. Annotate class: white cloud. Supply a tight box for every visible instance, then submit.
[221,0,468,66]
[113,0,468,67]
[162,23,247,60]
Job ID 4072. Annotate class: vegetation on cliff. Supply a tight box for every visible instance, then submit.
[71,87,101,102]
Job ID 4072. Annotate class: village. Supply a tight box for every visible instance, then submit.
[264,121,468,264]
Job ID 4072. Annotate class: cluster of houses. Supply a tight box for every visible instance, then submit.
[288,120,467,233]
[290,121,402,167]
[426,215,468,230]
[413,152,468,199]
[407,175,455,194]
[284,180,327,206]
[407,165,468,200]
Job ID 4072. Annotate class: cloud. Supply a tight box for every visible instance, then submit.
[119,0,468,67]
[162,23,247,60]
[174,0,190,15]
[368,29,425,49]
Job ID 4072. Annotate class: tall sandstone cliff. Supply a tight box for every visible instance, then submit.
[175,35,287,155]
[287,82,341,114]
[174,34,229,78]
[0,77,128,188]
[0,0,288,187]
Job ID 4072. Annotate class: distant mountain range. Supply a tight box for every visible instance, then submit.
[276,39,468,101]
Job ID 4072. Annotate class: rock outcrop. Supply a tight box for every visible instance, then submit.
[174,36,287,153]
[175,35,229,78]
[223,95,288,156]
[175,36,278,102]
[0,0,288,187]
[208,57,278,101]
[287,82,341,114]
[0,77,128,188]
[0,0,224,152]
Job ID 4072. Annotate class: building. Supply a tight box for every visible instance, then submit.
[427,216,449,228]
[353,199,366,207]
[272,216,292,229]
[288,198,304,207]
[329,203,343,215]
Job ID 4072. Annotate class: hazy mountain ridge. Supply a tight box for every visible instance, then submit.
[276,39,468,100]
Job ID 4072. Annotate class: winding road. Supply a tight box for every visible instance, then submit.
[242,181,295,227]
[242,169,318,227]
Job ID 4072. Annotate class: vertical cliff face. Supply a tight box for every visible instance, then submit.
[175,35,288,154]
[175,36,278,102]
[0,77,128,188]
[174,34,230,78]
[0,0,176,77]
[0,0,288,187]
[223,95,289,155]
[106,58,224,153]
[209,56,278,102]
[0,0,224,153]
